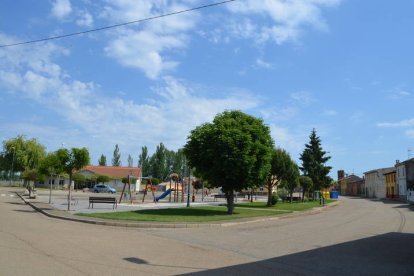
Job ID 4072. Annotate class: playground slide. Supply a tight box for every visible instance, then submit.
[155,189,175,202]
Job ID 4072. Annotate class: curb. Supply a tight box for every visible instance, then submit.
[16,192,342,229]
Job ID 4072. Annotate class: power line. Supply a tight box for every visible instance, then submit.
[0,0,237,48]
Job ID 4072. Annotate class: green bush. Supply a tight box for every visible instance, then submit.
[271,193,278,205]
[151,178,160,185]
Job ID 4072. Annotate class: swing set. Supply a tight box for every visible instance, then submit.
[118,173,186,204]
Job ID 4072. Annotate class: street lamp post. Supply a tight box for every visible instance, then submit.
[49,172,55,204]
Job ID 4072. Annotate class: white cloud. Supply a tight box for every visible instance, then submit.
[0,34,258,160]
[226,0,341,44]
[256,58,272,69]
[51,0,72,20]
[406,129,414,138]
[101,0,200,79]
[290,91,314,105]
[322,109,337,116]
[105,29,184,79]
[76,10,94,27]
[270,125,305,156]
[389,88,411,100]
[377,118,414,128]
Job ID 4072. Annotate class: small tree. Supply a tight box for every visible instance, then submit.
[97,175,110,184]
[184,110,273,214]
[22,168,40,193]
[112,144,121,166]
[98,154,107,166]
[266,148,292,207]
[72,173,86,189]
[57,147,90,211]
[127,154,133,167]
[299,175,313,201]
[39,152,65,203]
[281,161,300,203]
[138,146,151,176]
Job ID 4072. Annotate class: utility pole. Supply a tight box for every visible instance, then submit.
[186,163,190,208]
[9,147,15,186]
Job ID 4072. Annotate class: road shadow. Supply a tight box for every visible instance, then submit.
[6,201,26,205]
[13,209,37,213]
[124,257,148,264]
[181,233,414,276]
[393,204,414,211]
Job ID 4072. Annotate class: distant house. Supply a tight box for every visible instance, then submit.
[337,170,364,196]
[76,165,142,192]
[395,158,414,201]
[364,167,394,199]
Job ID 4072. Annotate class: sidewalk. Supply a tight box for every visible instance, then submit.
[14,188,341,229]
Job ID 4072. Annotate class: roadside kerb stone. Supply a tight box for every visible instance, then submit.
[15,191,341,228]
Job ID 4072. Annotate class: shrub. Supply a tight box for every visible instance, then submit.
[271,193,278,205]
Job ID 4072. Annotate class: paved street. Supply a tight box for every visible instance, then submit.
[1,186,413,275]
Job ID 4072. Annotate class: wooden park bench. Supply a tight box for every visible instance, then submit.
[88,197,117,209]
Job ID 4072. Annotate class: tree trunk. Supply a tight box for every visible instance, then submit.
[289,190,293,203]
[225,190,234,215]
[302,188,306,202]
[267,181,273,207]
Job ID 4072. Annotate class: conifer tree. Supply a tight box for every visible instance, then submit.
[299,129,332,191]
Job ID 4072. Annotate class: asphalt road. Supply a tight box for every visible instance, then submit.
[1,187,413,275]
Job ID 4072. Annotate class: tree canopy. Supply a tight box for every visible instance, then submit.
[112,144,121,166]
[57,147,90,210]
[299,129,332,191]
[184,110,274,214]
[1,135,46,174]
[127,154,133,167]
[98,154,107,166]
[138,146,150,176]
[266,148,295,206]
[280,159,300,203]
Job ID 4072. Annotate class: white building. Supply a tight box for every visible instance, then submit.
[364,167,394,199]
[395,158,414,200]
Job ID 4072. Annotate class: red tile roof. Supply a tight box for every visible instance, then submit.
[78,165,141,178]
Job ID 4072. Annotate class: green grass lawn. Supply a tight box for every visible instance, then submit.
[76,206,290,223]
[235,199,334,211]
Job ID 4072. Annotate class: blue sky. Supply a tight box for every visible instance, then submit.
[1,0,413,178]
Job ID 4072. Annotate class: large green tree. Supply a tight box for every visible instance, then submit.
[112,144,121,166]
[266,148,293,206]
[299,129,332,191]
[184,110,274,214]
[57,147,90,211]
[1,135,46,182]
